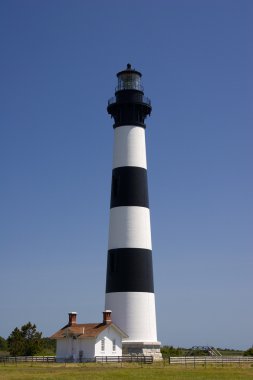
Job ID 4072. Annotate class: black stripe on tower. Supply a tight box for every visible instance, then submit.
[106,248,154,293]
[111,167,149,208]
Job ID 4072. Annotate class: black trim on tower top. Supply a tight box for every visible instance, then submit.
[110,167,149,208]
[107,65,152,128]
[107,91,151,128]
[106,248,154,293]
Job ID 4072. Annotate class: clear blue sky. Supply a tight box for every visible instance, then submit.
[0,0,252,349]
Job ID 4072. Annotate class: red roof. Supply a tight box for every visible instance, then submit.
[51,322,127,339]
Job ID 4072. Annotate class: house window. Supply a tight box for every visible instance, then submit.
[101,338,105,352]
[112,339,116,352]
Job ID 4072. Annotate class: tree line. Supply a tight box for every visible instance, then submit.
[0,322,55,356]
[1,323,253,357]
[161,345,253,357]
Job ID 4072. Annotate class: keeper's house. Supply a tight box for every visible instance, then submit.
[51,310,127,361]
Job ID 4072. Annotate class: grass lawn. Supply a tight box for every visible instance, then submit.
[0,363,253,380]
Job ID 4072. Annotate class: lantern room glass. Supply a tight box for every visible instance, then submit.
[117,73,143,91]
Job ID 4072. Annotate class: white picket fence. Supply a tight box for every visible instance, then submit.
[169,356,253,365]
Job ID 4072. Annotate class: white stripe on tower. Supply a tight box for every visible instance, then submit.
[113,126,147,169]
[108,206,152,249]
[105,64,160,354]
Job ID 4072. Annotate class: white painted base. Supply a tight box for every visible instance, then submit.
[122,341,163,361]
[105,292,157,342]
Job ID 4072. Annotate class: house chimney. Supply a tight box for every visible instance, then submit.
[68,312,77,326]
[103,310,112,324]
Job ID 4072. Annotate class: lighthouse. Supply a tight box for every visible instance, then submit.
[105,64,162,359]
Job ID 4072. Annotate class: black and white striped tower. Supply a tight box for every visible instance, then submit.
[105,64,161,358]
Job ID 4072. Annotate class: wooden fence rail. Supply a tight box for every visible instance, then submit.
[0,355,153,364]
[0,356,56,363]
[96,355,153,364]
[169,356,253,365]
[1,355,252,366]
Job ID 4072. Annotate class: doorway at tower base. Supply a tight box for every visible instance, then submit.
[122,341,163,361]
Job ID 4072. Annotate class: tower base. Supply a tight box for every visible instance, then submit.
[122,341,163,361]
